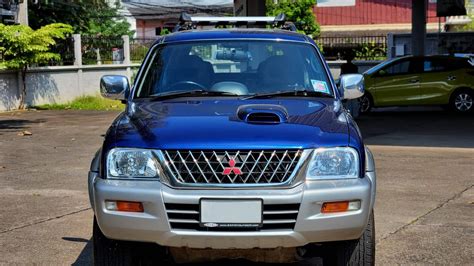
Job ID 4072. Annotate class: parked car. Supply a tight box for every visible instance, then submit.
[360,55,474,113]
[89,14,376,266]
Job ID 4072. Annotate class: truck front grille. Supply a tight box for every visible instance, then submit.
[165,203,300,231]
[162,150,301,186]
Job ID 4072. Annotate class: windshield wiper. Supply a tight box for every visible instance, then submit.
[149,90,239,100]
[241,89,333,100]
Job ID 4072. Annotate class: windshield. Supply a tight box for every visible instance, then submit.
[135,40,333,98]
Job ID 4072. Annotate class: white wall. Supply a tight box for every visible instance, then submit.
[0,64,139,111]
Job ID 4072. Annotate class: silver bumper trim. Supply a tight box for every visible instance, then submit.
[92,173,374,249]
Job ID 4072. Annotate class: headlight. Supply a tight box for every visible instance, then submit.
[107,148,159,179]
[307,147,359,179]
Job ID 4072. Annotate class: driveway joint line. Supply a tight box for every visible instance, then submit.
[376,183,474,244]
[0,207,91,234]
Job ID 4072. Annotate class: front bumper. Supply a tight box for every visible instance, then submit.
[91,171,375,249]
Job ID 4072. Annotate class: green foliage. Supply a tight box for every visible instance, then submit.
[35,95,125,111]
[0,23,73,108]
[0,23,73,69]
[458,14,474,31]
[266,0,320,37]
[29,0,134,38]
[354,42,387,61]
[160,28,170,35]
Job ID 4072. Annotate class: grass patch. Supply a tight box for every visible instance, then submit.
[35,95,125,111]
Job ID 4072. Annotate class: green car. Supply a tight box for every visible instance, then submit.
[360,55,474,113]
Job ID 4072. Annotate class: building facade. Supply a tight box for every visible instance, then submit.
[314,0,444,36]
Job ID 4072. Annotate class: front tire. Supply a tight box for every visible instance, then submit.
[450,89,473,113]
[93,218,133,266]
[323,211,375,266]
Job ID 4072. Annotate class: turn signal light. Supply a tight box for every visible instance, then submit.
[105,200,144,212]
[321,200,360,213]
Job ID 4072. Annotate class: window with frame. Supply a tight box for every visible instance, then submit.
[382,60,411,75]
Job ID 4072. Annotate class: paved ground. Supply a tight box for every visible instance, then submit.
[0,108,473,265]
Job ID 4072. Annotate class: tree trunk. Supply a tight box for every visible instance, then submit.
[18,66,27,110]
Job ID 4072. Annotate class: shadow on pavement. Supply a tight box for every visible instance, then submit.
[0,118,46,133]
[357,107,474,148]
[71,239,92,266]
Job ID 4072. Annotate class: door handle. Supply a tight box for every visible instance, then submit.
[409,79,419,83]
[447,75,456,81]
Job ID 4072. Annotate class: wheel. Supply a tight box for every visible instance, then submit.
[450,89,473,113]
[322,211,375,266]
[93,218,171,266]
[93,218,133,266]
[358,94,373,114]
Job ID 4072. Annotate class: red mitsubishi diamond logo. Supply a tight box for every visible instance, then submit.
[222,158,242,175]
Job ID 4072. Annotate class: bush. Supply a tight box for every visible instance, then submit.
[35,95,125,111]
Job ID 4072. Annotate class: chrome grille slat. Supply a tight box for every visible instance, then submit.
[169,219,199,224]
[263,210,298,215]
[255,150,276,183]
[263,219,296,224]
[243,150,263,183]
[200,151,221,183]
[167,210,199,214]
[164,150,185,183]
[176,151,198,183]
[162,150,301,186]
[187,151,209,183]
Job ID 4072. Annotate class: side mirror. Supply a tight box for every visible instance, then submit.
[339,74,365,100]
[100,75,130,101]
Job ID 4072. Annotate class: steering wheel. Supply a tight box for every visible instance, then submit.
[167,81,207,91]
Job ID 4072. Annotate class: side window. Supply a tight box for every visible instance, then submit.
[424,59,447,72]
[380,60,410,76]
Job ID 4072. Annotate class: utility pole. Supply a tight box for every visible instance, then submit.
[18,0,28,25]
[411,0,427,56]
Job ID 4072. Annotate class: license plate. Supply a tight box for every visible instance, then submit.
[200,199,262,228]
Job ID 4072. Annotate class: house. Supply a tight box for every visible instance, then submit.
[120,0,233,39]
[314,0,444,36]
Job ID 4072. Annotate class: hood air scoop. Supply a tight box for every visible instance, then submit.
[237,104,288,124]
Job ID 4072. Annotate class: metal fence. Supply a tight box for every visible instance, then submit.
[3,34,387,67]
[315,35,387,61]
[81,36,125,65]
[50,37,76,66]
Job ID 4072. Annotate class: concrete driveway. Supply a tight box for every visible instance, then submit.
[0,109,473,265]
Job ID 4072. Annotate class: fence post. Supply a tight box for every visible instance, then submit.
[122,35,132,80]
[73,34,84,94]
[122,35,131,65]
[387,33,394,59]
[73,34,82,66]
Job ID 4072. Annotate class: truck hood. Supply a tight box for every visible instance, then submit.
[111,98,349,150]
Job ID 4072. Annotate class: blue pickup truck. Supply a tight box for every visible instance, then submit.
[88,14,376,265]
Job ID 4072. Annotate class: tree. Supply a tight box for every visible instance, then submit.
[266,0,320,37]
[0,23,73,109]
[29,0,134,37]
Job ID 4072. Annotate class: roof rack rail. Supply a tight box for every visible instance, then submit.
[173,13,297,32]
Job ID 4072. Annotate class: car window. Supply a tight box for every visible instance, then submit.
[424,59,447,72]
[380,60,410,76]
[135,40,332,97]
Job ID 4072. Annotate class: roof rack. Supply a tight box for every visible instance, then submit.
[173,13,297,32]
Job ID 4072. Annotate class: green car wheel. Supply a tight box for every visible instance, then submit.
[451,90,474,113]
[359,94,373,113]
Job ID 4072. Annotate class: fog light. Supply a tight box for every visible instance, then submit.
[105,200,144,212]
[321,200,360,213]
